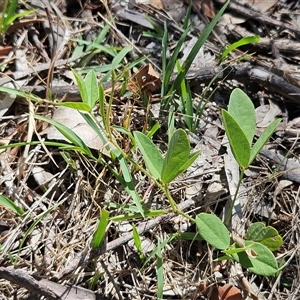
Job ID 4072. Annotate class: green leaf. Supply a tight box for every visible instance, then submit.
[231,241,278,276]
[249,118,281,164]
[58,102,91,111]
[134,131,164,180]
[92,209,110,249]
[170,0,230,94]
[156,240,164,299]
[195,213,230,250]
[246,222,283,251]
[178,151,201,175]
[220,35,260,62]
[161,129,191,183]
[34,114,93,158]
[0,195,24,216]
[84,70,99,108]
[221,109,251,168]
[228,88,256,145]
[132,223,143,256]
[73,69,88,106]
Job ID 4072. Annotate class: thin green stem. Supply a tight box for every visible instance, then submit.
[225,168,244,227]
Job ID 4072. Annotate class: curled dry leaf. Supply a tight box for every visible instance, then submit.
[127,64,161,94]
[210,284,243,300]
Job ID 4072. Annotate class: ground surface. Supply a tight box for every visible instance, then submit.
[0,0,300,299]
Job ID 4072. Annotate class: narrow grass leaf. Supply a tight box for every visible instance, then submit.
[161,129,190,184]
[172,0,230,90]
[231,241,278,276]
[220,35,260,62]
[222,110,251,169]
[0,195,24,216]
[156,240,164,299]
[92,209,110,249]
[249,119,281,164]
[141,234,176,269]
[110,148,144,216]
[34,114,93,157]
[58,102,91,111]
[228,88,256,144]
[111,46,132,70]
[132,223,143,256]
[196,213,230,250]
[84,70,99,108]
[134,131,164,180]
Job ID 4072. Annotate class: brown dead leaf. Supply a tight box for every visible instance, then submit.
[127,64,161,94]
[210,284,243,300]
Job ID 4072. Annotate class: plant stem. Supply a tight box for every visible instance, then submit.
[225,168,244,227]
[162,184,195,223]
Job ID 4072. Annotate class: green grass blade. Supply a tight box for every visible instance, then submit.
[132,223,143,256]
[156,240,164,299]
[110,148,145,216]
[92,209,110,249]
[34,114,93,157]
[72,69,88,106]
[222,109,251,169]
[0,195,24,216]
[220,35,260,62]
[171,0,230,91]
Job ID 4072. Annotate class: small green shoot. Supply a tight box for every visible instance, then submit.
[92,209,110,249]
[219,35,260,63]
[221,88,281,224]
[222,88,281,170]
[0,195,24,216]
[0,0,35,40]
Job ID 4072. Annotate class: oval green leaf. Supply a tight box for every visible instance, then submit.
[222,109,251,168]
[228,88,256,145]
[246,222,283,251]
[134,131,164,180]
[196,213,230,250]
[231,241,278,276]
[161,129,190,184]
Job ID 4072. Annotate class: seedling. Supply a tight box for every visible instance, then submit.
[221,88,281,224]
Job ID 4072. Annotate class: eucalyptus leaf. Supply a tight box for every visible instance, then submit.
[134,131,164,180]
[196,213,230,250]
[221,110,251,168]
[228,88,256,144]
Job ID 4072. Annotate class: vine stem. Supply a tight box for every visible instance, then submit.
[225,168,244,227]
